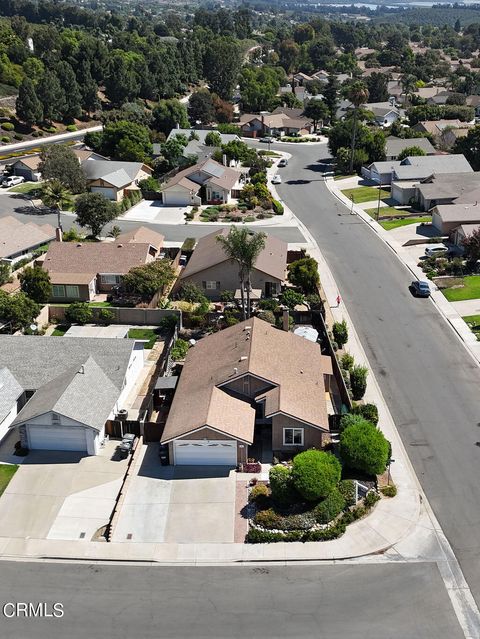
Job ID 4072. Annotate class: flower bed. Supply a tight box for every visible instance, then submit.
[240,461,262,473]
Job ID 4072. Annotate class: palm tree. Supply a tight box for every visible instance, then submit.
[400,74,416,110]
[345,81,369,173]
[216,227,266,320]
[40,179,73,231]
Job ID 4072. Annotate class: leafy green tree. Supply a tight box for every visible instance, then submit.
[323,75,340,122]
[0,291,40,332]
[41,180,73,230]
[239,66,283,112]
[205,131,222,147]
[333,319,348,347]
[104,51,140,106]
[453,125,480,170]
[75,192,117,238]
[39,145,86,194]
[339,419,389,476]
[344,81,370,173]
[213,94,234,123]
[108,225,122,239]
[76,61,99,116]
[56,61,81,122]
[16,78,43,126]
[99,121,152,161]
[22,57,44,85]
[65,302,93,325]
[203,37,242,100]
[281,288,305,309]
[292,450,342,501]
[122,260,176,300]
[216,228,267,320]
[365,72,389,103]
[278,39,300,73]
[461,227,480,264]
[397,146,427,161]
[178,282,207,303]
[303,100,329,129]
[188,90,215,125]
[287,256,320,294]
[37,70,65,122]
[161,135,188,169]
[19,266,51,303]
[152,99,189,135]
[350,365,368,400]
[98,308,115,325]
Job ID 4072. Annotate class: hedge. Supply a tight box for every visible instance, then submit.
[292,450,342,501]
[1,122,14,131]
[272,199,284,215]
[313,488,346,524]
[340,420,389,476]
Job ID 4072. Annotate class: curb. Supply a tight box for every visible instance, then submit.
[325,176,480,368]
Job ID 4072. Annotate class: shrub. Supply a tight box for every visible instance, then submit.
[350,365,368,400]
[338,479,356,507]
[339,412,365,432]
[66,124,77,132]
[292,450,342,502]
[1,135,10,143]
[65,302,93,325]
[249,483,269,504]
[1,122,14,131]
[258,298,279,311]
[159,314,178,331]
[272,200,284,215]
[171,338,189,361]
[98,308,115,325]
[281,288,305,309]
[254,508,282,529]
[304,519,347,541]
[269,465,299,506]
[257,310,276,324]
[340,352,354,372]
[178,282,206,303]
[332,320,348,347]
[364,491,380,509]
[220,289,235,302]
[14,133,23,140]
[339,420,389,476]
[351,402,379,426]
[313,488,346,524]
[381,484,397,498]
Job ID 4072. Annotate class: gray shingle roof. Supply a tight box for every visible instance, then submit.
[0,367,23,425]
[12,356,119,431]
[386,136,435,158]
[82,160,145,188]
[394,154,473,180]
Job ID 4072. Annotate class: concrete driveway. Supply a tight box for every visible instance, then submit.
[112,444,236,543]
[0,441,128,541]
[123,200,187,223]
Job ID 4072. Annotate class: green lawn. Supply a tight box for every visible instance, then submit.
[442,276,480,302]
[463,314,480,340]
[334,174,356,181]
[380,216,432,231]
[365,206,413,219]
[0,464,18,497]
[8,182,40,195]
[89,301,112,307]
[341,186,390,204]
[52,324,69,336]
[128,328,160,349]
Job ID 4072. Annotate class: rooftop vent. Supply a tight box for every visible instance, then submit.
[117,244,123,248]
[244,325,252,331]
[233,367,238,375]
[240,356,247,361]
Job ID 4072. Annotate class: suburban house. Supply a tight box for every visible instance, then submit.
[0,335,144,453]
[365,154,473,188]
[239,107,314,138]
[431,203,480,235]
[157,129,241,163]
[176,228,287,300]
[82,160,152,202]
[39,238,162,302]
[364,102,404,127]
[0,216,56,264]
[12,149,104,182]
[161,158,246,207]
[412,120,472,146]
[160,317,335,466]
[400,171,480,210]
[453,223,480,247]
[385,136,436,161]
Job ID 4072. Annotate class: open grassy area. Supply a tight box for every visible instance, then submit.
[0,464,18,497]
[128,328,160,349]
[380,216,432,231]
[365,206,412,219]
[463,314,480,340]
[8,182,40,195]
[341,186,390,204]
[442,276,480,302]
[52,325,69,336]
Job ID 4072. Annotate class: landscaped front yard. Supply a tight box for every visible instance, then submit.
[442,276,480,302]
[380,216,431,231]
[365,206,413,219]
[341,186,390,204]
[0,464,18,497]
[463,315,480,340]
[8,182,40,195]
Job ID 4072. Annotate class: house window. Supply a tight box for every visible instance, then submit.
[283,428,304,446]
[51,414,60,425]
[52,284,65,298]
[100,274,121,284]
[65,285,79,298]
[205,281,219,290]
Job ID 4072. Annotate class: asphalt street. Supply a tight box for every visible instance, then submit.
[0,562,464,639]
[0,192,305,244]
[273,141,480,605]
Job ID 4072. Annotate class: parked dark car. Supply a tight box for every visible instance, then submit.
[411,280,431,297]
[117,433,136,456]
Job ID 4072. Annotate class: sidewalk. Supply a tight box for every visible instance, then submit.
[0,125,102,156]
[325,177,480,365]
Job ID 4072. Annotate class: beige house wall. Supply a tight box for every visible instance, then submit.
[223,374,274,399]
[271,413,324,453]
[181,260,282,300]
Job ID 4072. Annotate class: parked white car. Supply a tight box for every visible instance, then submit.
[2,175,25,188]
[271,174,282,184]
[425,244,449,257]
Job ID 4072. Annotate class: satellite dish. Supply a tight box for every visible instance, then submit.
[29,324,37,332]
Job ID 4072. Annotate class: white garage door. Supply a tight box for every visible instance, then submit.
[90,186,116,200]
[163,191,190,206]
[28,426,87,452]
[174,440,237,466]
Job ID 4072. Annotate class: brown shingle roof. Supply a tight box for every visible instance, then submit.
[161,318,332,443]
[42,241,151,277]
[0,216,56,259]
[116,226,164,250]
[180,229,287,282]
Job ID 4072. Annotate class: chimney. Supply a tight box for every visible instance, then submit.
[282,308,289,332]
[176,122,180,129]
[55,227,62,242]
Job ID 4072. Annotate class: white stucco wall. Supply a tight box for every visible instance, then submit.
[0,403,18,442]
[115,342,145,411]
